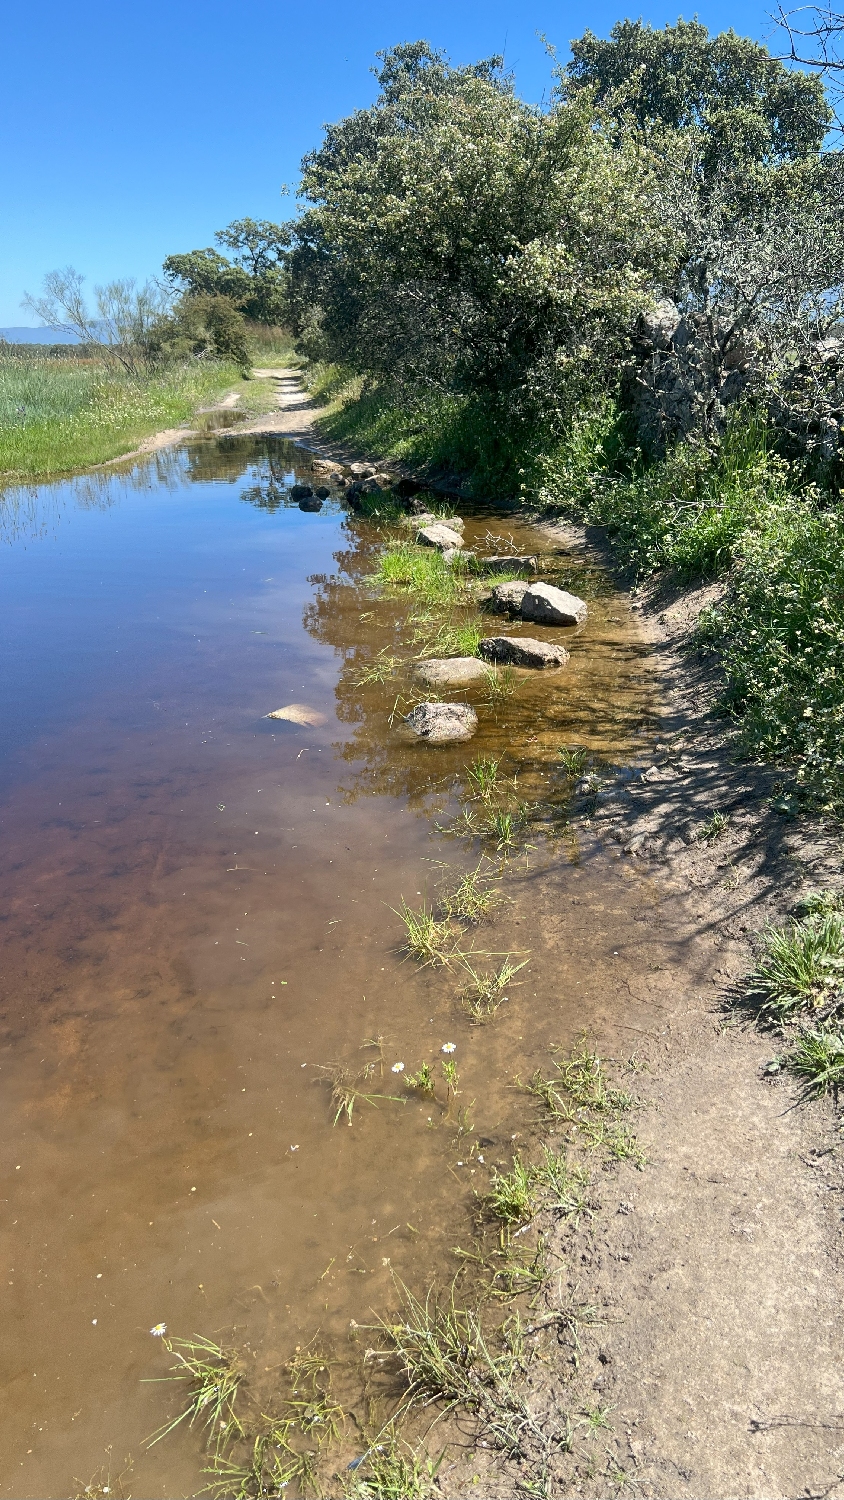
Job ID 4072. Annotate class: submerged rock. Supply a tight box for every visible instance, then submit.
[490,581,530,612]
[290,483,313,500]
[266,703,327,727]
[298,495,323,512]
[480,555,538,574]
[479,636,569,669]
[520,582,587,626]
[417,523,464,551]
[314,485,330,499]
[403,702,478,743]
[415,657,491,687]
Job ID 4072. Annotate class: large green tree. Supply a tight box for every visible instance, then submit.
[286,42,673,438]
[164,218,289,324]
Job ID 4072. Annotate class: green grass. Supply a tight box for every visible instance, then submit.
[459,955,528,1023]
[746,914,844,1020]
[441,861,503,923]
[392,899,454,966]
[0,353,249,477]
[786,1029,844,1097]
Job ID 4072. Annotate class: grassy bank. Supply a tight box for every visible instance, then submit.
[0,323,301,480]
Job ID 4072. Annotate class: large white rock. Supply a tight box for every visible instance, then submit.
[519,582,587,626]
[480,554,537,573]
[403,702,478,743]
[417,523,464,551]
[414,657,491,687]
[479,636,569,669]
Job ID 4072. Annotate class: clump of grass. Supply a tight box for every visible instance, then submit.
[533,1145,589,1219]
[558,746,589,778]
[786,1029,844,1097]
[484,1156,537,1225]
[378,1285,534,1454]
[553,1038,634,1113]
[144,1335,244,1451]
[746,914,844,1020]
[441,860,502,923]
[467,755,502,802]
[459,955,528,1023]
[343,1432,443,1499]
[411,613,483,659]
[482,665,518,707]
[314,1063,406,1126]
[485,808,520,854]
[696,810,729,842]
[392,899,454,966]
[518,1039,644,1169]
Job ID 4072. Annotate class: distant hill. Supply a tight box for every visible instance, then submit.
[0,326,80,344]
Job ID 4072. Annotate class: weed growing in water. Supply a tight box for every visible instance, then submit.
[144,1335,244,1451]
[558,746,589,778]
[553,1038,634,1113]
[392,899,453,966]
[354,651,401,686]
[786,1030,844,1097]
[441,1058,460,1102]
[533,1145,589,1219]
[405,1062,436,1096]
[459,955,529,1023]
[441,860,503,923]
[314,1063,406,1126]
[467,755,502,802]
[487,809,519,854]
[484,1156,537,1225]
[746,914,844,1020]
[343,1431,443,1499]
[482,665,518,707]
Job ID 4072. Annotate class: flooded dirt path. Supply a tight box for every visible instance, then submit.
[0,436,664,1495]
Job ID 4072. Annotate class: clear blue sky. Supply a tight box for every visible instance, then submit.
[1,0,785,326]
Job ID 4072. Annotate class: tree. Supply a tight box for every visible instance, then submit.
[22,267,174,373]
[285,42,673,441]
[163,219,290,324]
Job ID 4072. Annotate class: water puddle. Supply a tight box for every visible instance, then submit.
[0,437,662,1494]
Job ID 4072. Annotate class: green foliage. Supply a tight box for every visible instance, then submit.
[171,295,250,369]
[164,218,289,325]
[745,914,844,1019]
[288,42,674,441]
[565,19,831,179]
[701,497,844,809]
[786,1029,844,1096]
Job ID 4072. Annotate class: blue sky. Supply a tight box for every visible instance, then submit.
[2,0,785,326]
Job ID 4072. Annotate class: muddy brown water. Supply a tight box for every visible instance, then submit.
[0,436,663,1495]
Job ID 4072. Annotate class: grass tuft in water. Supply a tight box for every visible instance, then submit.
[314,1063,406,1126]
[459,955,528,1024]
[392,899,454,966]
[405,1062,436,1096]
[441,860,503,923]
[144,1335,244,1451]
[558,746,589,778]
[342,1431,443,1499]
[466,756,502,802]
[482,665,519,708]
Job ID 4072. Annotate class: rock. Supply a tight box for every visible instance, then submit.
[442,516,465,531]
[415,657,491,688]
[334,475,347,487]
[372,472,394,488]
[290,483,313,500]
[314,485,330,499]
[312,459,343,477]
[479,636,569,669]
[519,583,587,626]
[442,547,473,565]
[360,478,384,495]
[266,703,327,727]
[298,496,323,512]
[417,523,464,551]
[480,555,538,574]
[403,702,478,744]
[349,461,376,479]
[490,581,529,613]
